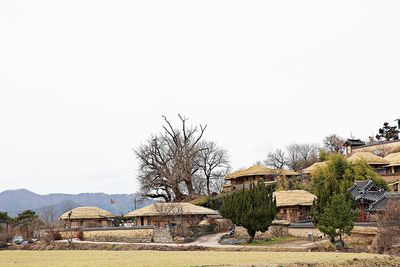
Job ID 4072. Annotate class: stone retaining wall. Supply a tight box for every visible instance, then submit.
[59,227,154,243]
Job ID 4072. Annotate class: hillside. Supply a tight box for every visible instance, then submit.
[0,189,154,218]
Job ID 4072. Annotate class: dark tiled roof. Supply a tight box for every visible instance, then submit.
[349,180,385,203]
[345,139,366,146]
[348,180,400,212]
[369,193,400,211]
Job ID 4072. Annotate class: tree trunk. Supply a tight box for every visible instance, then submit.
[206,176,210,195]
[247,228,256,243]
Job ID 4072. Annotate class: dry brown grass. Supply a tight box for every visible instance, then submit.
[0,250,395,267]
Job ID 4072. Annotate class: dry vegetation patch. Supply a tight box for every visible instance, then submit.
[0,251,396,267]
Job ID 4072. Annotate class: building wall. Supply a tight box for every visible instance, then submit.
[276,205,311,223]
[352,141,400,154]
[134,214,206,228]
[62,219,111,228]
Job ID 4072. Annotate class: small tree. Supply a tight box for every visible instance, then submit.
[220,182,277,243]
[317,193,358,244]
[323,134,346,154]
[0,212,11,243]
[15,210,41,239]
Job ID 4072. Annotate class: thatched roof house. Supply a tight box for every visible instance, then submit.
[223,165,298,192]
[59,206,114,228]
[347,152,389,165]
[273,190,316,223]
[384,152,400,167]
[125,203,219,227]
[273,190,316,207]
[302,162,327,175]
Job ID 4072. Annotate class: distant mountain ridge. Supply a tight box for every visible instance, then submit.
[0,189,154,218]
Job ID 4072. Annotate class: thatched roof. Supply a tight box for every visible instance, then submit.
[273,190,316,207]
[347,152,389,165]
[384,152,400,167]
[225,165,297,180]
[302,162,327,175]
[59,206,114,220]
[125,203,219,217]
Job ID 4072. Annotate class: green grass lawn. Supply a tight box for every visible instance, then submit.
[0,250,394,267]
[242,236,301,246]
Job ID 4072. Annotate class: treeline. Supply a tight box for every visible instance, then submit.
[0,210,42,244]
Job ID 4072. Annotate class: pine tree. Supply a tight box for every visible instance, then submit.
[317,193,358,243]
[220,182,277,243]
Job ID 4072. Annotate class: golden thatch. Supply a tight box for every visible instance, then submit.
[384,152,400,167]
[273,190,316,207]
[347,152,389,165]
[125,203,219,217]
[225,165,298,180]
[59,206,114,220]
[302,162,327,175]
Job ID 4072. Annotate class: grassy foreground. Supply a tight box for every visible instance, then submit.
[0,250,394,267]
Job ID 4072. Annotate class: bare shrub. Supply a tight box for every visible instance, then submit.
[374,203,400,254]
[270,225,288,237]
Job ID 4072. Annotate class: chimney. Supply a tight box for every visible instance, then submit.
[396,118,400,129]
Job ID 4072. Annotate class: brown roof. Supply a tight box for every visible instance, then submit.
[384,152,400,167]
[347,152,389,165]
[273,190,316,207]
[125,203,219,217]
[225,165,297,180]
[302,162,327,175]
[59,206,114,220]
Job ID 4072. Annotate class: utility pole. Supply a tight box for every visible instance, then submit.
[67,211,72,250]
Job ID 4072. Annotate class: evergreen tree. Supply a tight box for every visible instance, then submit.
[311,153,387,225]
[317,193,358,243]
[375,122,399,141]
[220,182,277,243]
[15,210,41,239]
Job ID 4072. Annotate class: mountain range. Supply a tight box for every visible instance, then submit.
[0,189,154,218]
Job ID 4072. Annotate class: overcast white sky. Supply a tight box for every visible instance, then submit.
[1,1,400,194]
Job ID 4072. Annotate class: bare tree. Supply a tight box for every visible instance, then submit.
[373,203,400,253]
[197,141,230,195]
[286,143,319,171]
[39,207,57,228]
[135,115,229,202]
[323,134,346,154]
[264,149,287,169]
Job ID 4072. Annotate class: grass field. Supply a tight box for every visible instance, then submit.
[0,250,394,267]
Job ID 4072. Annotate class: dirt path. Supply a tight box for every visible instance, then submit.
[58,232,330,251]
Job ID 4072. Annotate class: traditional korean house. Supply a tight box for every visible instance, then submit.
[125,202,220,228]
[274,190,316,223]
[344,139,366,155]
[348,180,385,222]
[301,162,327,177]
[383,152,400,192]
[369,192,400,212]
[222,165,298,193]
[348,180,400,222]
[347,139,400,155]
[59,206,115,228]
[347,152,389,174]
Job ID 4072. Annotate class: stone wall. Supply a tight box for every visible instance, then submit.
[234,224,376,242]
[153,227,173,243]
[59,227,154,243]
